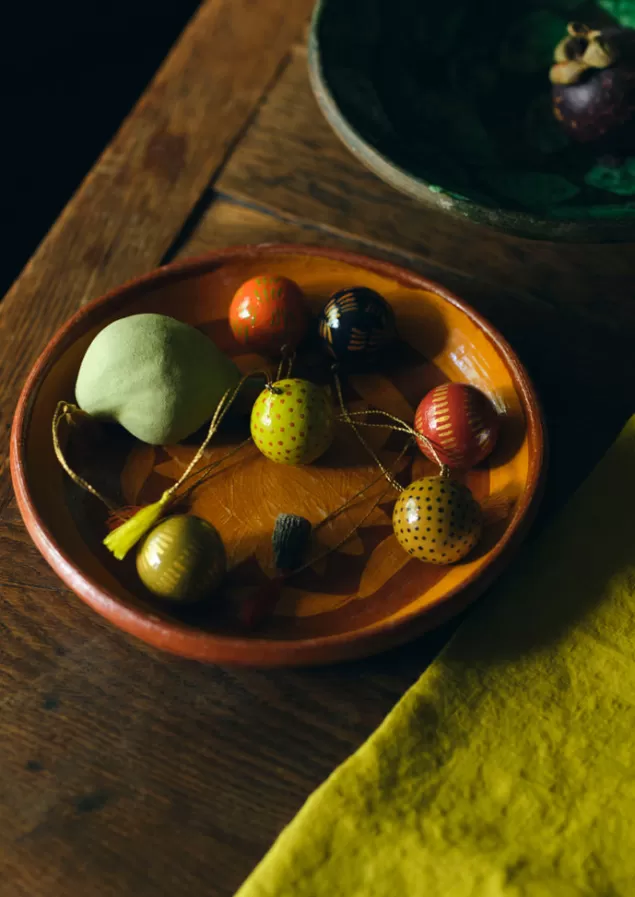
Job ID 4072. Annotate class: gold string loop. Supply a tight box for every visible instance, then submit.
[52,402,118,512]
[285,439,411,577]
[275,345,296,381]
[103,371,266,558]
[331,370,404,492]
[335,405,448,472]
[53,366,424,599]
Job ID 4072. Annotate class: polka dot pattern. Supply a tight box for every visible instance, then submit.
[228,275,309,355]
[392,477,482,565]
[250,378,334,466]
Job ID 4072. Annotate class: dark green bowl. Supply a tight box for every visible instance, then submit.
[308,0,635,241]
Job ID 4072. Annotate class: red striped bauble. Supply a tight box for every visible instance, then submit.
[414,383,499,469]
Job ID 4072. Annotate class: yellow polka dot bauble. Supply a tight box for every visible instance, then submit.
[392,476,482,565]
[250,378,334,465]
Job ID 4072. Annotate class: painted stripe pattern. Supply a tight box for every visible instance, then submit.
[414,383,499,469]
[318,287,396,364]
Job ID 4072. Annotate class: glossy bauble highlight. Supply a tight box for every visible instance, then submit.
[392,477,482,565]
[318,286,396,368]
[136,515,226,603]
[229,275,310,355]
[250,378,334,465]
[415,383,499,469]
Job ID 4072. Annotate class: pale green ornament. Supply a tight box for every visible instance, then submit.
[75,314,240,444]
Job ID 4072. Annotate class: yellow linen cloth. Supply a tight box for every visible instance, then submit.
[236,416,635,896]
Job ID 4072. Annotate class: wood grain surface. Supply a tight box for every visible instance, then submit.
[12,246,543,666]
[0,0,314,513]
[1,2,635,894]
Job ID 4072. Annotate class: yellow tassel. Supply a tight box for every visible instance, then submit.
[103,495,171,560]
[100,375,264,561]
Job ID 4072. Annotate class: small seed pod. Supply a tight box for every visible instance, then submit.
[392,477,482,565]
[229,275,310,355]
[272,513,312,571]
[415,383,499,469]
[136,515,226,603]
[318,286,396,368]
[250,378,334,465]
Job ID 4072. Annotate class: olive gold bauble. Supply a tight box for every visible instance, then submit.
[136,515,226,603]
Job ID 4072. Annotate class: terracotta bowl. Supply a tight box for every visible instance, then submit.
[308,0,635,241]
[11,245,545,667]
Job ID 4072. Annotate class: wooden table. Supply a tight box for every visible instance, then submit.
[1,2,634,894]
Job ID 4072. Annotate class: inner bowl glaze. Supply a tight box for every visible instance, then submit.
[11,245,545,667]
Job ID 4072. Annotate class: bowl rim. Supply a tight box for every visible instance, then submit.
[10,243,546,667]
[307,0,635,243]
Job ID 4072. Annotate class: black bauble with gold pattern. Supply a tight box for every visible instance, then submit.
[318,286,396,368]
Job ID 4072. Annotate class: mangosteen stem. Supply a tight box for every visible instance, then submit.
[550,59,589,85]
[568,22,592,38]
[583,38,615,69]
[550,23,618,85]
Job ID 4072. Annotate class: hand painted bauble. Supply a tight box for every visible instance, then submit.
[136,515,226,603]
[392,477,482,565]
[250,378,334,465]
[229,275,310,355]
[318,286,396,368]
[550,24,635,148]
[414,383,499,469]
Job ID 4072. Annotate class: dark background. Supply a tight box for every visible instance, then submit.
[1,1,200,299]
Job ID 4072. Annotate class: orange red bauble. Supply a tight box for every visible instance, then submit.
[414,383,499,469]
[229,275,310,355]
